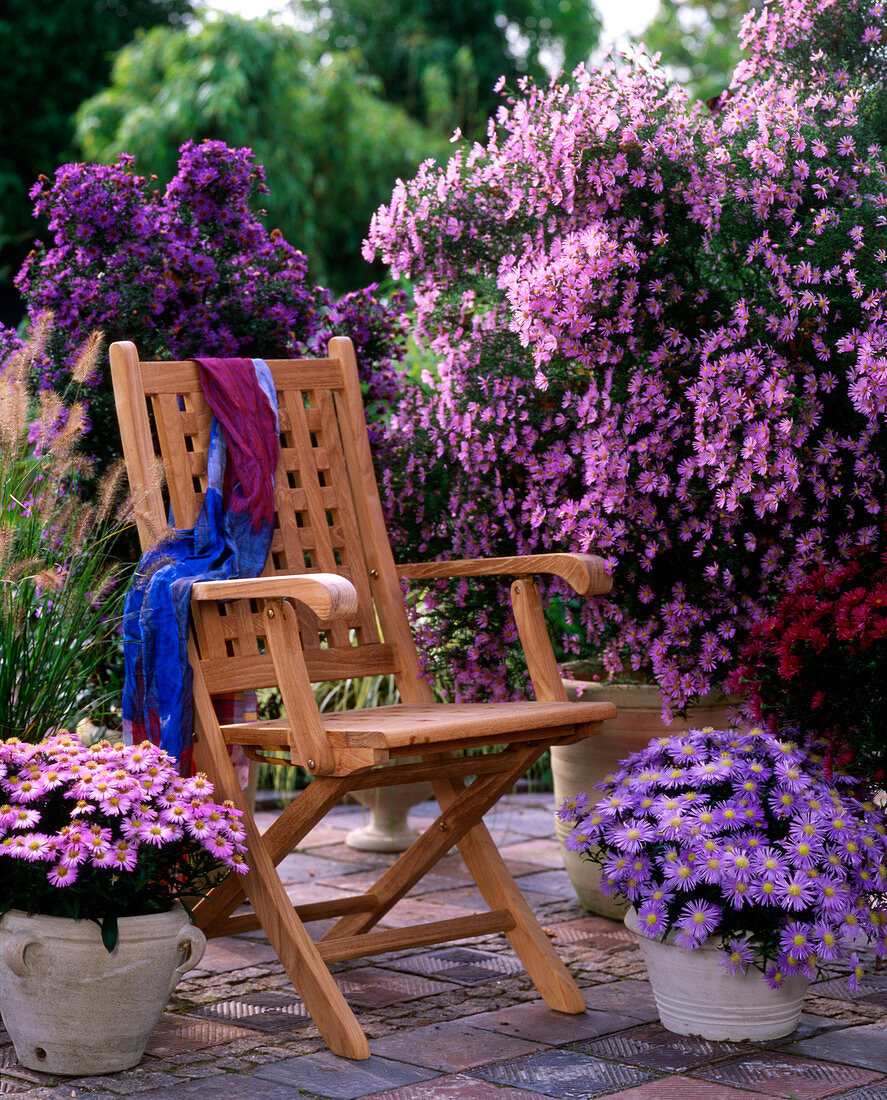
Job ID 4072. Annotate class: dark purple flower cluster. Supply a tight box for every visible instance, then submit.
[560,726,887,985]
[0,324,24,371]
[17,142,325,370]
[15,141,410,474]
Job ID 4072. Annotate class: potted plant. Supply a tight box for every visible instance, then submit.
[558,725,887,1041]
[0,731,248,1075]
[727,537,887,785]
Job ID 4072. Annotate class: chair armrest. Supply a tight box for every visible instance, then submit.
[398,553,611,596]
[190,573,358,621]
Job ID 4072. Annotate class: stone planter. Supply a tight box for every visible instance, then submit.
[552,677,737,918]
[346,776,433,852]
[624,907,807,1041]
[0,903,206,1075]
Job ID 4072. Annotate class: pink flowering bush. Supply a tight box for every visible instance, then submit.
[559,726,887,985]
[366,0,887,712]
[0,733,247,949]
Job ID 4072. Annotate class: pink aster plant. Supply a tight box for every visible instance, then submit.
[559,726,887,986]
[366,0,887,713]
[0,733,248,949]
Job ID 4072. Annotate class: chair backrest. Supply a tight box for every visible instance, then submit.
[109,337,432,706]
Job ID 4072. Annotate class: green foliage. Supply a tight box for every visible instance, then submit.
[303,0,602,139]
[74,15,448,292]
[0,0,192,277]
[634,0,761,102]
[0,319,132,740]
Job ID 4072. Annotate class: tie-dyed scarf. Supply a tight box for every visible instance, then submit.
[122,357,279,773]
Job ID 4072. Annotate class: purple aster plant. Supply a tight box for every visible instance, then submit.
[560,725,887,984]
[15,142,409,478]
[0,732,247,950]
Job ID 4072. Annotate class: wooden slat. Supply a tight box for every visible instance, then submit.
[198,643,399,692]
[222,894,379,936]
[138,358,345,394]
[321,701,617,747]
[318,911,516,964]
[400,552,612,596]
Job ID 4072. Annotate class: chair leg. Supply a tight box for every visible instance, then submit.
[320,744,547,941]
[432,772,586,1014]
[189,663,371,1060]
[194,773,353,936]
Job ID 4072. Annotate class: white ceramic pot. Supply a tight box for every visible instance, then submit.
[624,907,807,1041]
[0,903,206,1075]
[552,679,737,918]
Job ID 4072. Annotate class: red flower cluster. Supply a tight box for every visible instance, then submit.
[728,538,887,780]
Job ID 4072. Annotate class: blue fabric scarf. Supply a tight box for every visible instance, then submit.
[122,357,279,774]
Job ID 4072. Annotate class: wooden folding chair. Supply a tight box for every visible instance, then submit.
[109,337,617,1060]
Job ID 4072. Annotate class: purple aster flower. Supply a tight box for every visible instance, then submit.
[636,898,668,938]
[719,938,755,976]
[608,820,657,853]
[675,900,721,948]
[774,872,818,912]
[848,952,865,993]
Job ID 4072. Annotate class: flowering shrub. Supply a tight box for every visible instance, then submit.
[558,726,887,985]
[366,0,887,711]
[16,140,409,477]
[727,538,887,780]
[0,732,247,948]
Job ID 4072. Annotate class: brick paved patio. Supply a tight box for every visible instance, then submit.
[3,792,887,1100]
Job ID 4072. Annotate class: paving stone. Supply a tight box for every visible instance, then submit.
[190,936,279,975]
[783,1022,887,1070]
[364,1071,534,1098]
[383,947,523,986]
[544,916,635,949]
[143,1013,255,1059]
[0,1080,31,1095]
[575,1023,756,1072]
[336,968,456,1008]
[813,974,887,1006]
[137,1074,299,1099]
[465,1002,639,1044]
[253,1052,439,1098]
[580,980,660,1022]
[470,1047,659,1098]
[755,1013,848,1048]
[370,1020,544,1071]
[190,991,312,1033]
[826,1087,887,1099]
[381,899,479,930]
[592,1074,774,1098]
[692,1050,884,1097]
[497,840,568,869]
[506,869,576,899]
[276,851,369,884]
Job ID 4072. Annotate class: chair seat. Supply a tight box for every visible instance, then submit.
[221,699,617,757]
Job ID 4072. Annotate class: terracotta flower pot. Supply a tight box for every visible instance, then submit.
[552,677,737,918]
[0,903,206,1075]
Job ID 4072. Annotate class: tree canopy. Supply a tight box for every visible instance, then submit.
[0,0,192,284]
[75,14,448,291]
[633,0,762,102]
[303,0,603,138]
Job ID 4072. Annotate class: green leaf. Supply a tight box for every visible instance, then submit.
[100,913,119,953]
